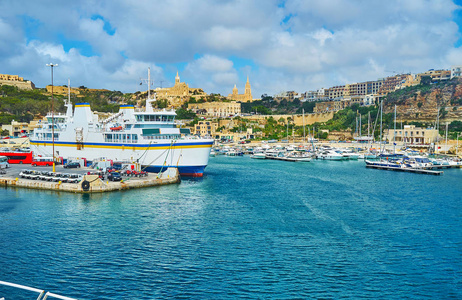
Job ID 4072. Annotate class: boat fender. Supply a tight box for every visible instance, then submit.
[81,180,90,191]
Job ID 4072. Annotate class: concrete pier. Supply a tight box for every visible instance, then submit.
[0,167,180,193]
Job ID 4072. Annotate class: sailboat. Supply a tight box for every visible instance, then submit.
[354,111,374,143]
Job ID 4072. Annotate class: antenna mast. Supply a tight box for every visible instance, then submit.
[148,67,151,99]
[68,78,70,103]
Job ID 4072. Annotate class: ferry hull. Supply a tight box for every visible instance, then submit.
[143,165,206,177]
[30,140,213,177]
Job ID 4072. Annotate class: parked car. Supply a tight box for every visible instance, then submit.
[37,171,50,181]
[28,170,41,180]
[68,174,82,184]
[52,173,64,182]
[107,172,122,182]
[42,171,55,181]
[64,161,81,168]
[60,173,70,183]
[19,169,32,178]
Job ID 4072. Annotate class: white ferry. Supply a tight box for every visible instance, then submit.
[30,95,213,177]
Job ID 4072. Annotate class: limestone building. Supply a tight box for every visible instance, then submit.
[1,120,41,137]
[0,74,35,90]
[46,85,81,96]
[314,100,352,113]
[188,101,241,118]
[377,74,412,97]
[451,65,462,79]
[45,86,109,96]
[154,72,206,107]
[192,121,218,137]
[228,76,253,102]
[384,125,438,145]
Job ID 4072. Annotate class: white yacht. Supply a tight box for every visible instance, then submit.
[318,150,345,160]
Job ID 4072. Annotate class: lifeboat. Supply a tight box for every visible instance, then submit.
[110,126,123,131]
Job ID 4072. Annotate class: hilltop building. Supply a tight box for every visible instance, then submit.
[45,85,109,95]
[274,91,299,101]
[188,101,241,118]
[451,65,462,79]
[301,89,329,102]
[153,72,206,108]
[417,69,451,82]
[228,76,253,102]
[46,85,81,96]
[155,71,205,98]
[0,74,35,90]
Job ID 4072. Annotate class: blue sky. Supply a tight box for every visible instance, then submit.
[1,0,461,98]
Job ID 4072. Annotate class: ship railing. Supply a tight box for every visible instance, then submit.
[102,111,123,124]
[0,280,78,300]
[46,113,68,117]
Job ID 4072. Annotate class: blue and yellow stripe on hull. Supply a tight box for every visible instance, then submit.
[143,165,207,177]
[30,140,213,150]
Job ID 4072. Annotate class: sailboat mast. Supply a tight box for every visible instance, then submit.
[303,108,305,144]
[355,115,358,137]
[446,122,448,154]
[368,111,370,138]
[393,105,396,154]
[380,99,383,153]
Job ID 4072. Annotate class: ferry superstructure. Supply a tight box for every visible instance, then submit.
[30,95,213,177]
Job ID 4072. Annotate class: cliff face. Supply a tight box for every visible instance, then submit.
[384,78,462,122]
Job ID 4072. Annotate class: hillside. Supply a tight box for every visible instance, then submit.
[0,85,133,125]
[384,77,462,123]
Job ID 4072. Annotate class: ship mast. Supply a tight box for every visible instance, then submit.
[148,67,151,100]
[143,67,155,112]
[66,78,73,118]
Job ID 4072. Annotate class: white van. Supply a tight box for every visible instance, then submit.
[0,156,9,169]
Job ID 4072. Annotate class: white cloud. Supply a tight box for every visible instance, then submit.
[193,55,234,73]
[202,26,266,51]
[0,0,461,97]
[183,55,238,95]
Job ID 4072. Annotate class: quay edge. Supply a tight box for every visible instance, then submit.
[0,167,180,193]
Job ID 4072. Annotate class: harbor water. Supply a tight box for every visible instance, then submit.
[1,156,461,299]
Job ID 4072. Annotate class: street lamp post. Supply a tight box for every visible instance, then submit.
[46,63,58,172]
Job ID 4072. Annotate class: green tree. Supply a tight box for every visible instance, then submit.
[176,108,197,119]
